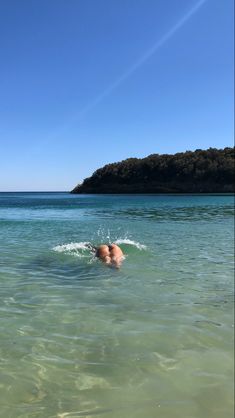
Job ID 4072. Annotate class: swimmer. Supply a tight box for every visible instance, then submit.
[95,243,124,268]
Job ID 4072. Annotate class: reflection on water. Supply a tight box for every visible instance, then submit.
[0,193,234,418]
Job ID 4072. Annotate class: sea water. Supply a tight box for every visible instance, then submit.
[0,193,234,418]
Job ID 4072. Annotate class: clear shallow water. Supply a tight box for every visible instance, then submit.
[0,193,234,418]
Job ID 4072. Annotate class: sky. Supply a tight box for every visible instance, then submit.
[0,0,234,191]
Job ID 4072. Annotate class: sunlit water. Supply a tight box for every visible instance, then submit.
[0,193,234,418]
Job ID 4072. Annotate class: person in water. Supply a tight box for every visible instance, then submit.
[95,244,124,268]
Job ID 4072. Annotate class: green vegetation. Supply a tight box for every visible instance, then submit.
[71,147,234,193]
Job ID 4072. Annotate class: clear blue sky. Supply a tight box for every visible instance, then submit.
[0,0,234,191]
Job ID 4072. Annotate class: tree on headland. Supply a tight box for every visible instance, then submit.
[71,147,235,194]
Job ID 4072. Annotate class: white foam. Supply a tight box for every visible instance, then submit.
[114,239,147,250]
[52,242,91,257]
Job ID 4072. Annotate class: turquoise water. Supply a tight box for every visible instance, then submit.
[0,193,234,418]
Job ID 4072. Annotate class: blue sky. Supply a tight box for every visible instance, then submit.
[0,0,234,191]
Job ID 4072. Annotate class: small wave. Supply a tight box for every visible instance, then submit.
[52,242,92,257]
[114,239,147,250]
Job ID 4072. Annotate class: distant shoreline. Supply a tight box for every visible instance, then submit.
[0,192,234,196]
[71,148,234,195]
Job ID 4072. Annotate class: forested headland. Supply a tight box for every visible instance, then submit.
[71,147,234,194]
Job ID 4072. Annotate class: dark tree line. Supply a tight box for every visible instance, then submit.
[71,147,235,193]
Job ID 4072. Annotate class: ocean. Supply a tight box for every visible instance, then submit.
[0,192,234,418]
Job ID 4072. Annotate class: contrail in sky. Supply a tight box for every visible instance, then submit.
[75,0,208,119]
[46,0,208,141]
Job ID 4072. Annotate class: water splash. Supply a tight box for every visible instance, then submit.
[52,242,93,257]
[97,227,111,243]
[115,239,147,250]
[52,238,147,257]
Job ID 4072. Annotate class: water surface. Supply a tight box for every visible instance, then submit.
[0,193,234,418]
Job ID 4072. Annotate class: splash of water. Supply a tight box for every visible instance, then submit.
[114,239,147,250]
[52,238,147,257]
[52,242,92,257]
